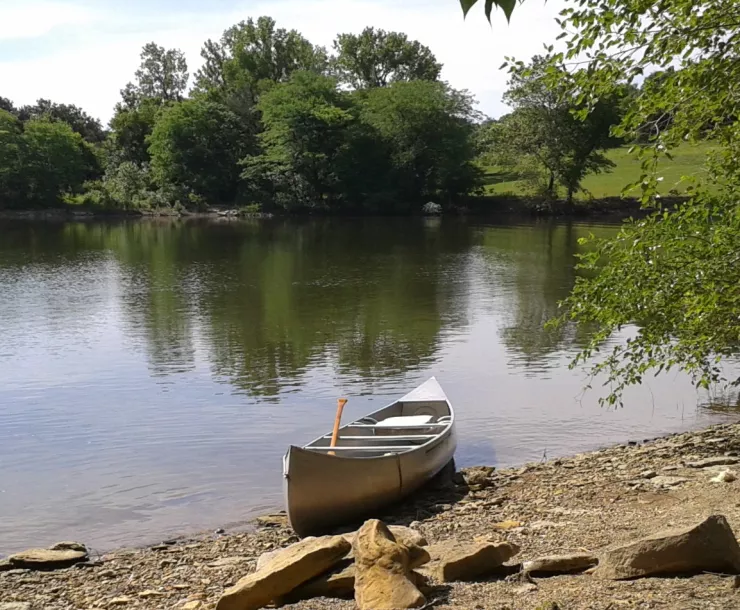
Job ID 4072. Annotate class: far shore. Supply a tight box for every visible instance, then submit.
[3,417,740,609]
[0,193,677,222]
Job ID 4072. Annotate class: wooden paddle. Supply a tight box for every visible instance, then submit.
[328,397,348,456]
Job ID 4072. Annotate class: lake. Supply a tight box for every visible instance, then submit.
[0,216,733,555]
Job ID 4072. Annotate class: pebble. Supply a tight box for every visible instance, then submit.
[711,470,737,483]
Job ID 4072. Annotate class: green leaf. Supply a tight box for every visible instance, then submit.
[460,0,479,17]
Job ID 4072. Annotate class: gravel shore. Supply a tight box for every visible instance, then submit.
[3,421,740,609]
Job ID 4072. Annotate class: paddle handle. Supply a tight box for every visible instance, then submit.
[328,398,348,456]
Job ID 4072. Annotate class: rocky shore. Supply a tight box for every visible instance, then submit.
[4,421,740,609]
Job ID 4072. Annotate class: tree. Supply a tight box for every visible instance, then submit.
[17,99,106,143]
[513,0,740,404]
[332,27,441,89]
[149,99,251,203]
[132,43,189,102]
[242,71,353,210]
[194,17,327,102]
[0,110,24,205]
[492,56,618,205]
[358,80,481,207]
[109,97,161,165]
[19,118,91,207]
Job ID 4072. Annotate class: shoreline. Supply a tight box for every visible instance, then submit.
[0,194,679,222]
[3,418,740,608]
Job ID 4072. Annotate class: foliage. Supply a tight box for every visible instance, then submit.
[16,99,106,143]
[243,71,354,210]
[460,0,520,21]
[194,17,327,104]
[149,99,251,203]
[358,80,481,206]
[131,43,189,103]
[491,56,618,204]
[109,97,162,165]
[0,114,93,208]
[332,27,441,89]
[532,0,740,402]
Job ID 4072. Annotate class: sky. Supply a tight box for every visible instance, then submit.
[0,0,564,125]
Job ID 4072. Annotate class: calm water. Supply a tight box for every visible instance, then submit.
[0,217,734,555]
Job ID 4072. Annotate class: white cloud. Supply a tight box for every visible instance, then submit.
[0,0,564,123]
[0,1,96,41]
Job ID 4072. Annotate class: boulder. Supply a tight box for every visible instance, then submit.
[417,540,519,582]
[289,542,430,601]
[8,547,88,570]
[595,514,740,580]
[353,519,426,610]
[215,535,350,610]
[522,553,598,575]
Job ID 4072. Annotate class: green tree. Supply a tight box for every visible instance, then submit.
[149,99,251,203]
[0,110,24,205]
[109,97,161,165]
[332,27,441,89]
[132,43,189,102]
[242,71,353,210]
[194,17,327,106]
[492,56,617,206]
[17,99,106,143]
[358,80,481,207]
[469,0,740,403]
[19,118,91,207]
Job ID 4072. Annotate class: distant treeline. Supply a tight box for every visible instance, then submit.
[0,16,674,214]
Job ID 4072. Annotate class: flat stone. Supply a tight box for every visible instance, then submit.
[649,475,689,488]
[0,604,32,610]
[287,559,355,600]
[216,535,350,610]
[207,556,252,568]
[523,553,599,575]
[138,590,165,598]
[182,602,203,610]
[687,457,740,468]
[8,548,88,570]
[638,470,657,479]
[417,540,519,582]
[595,514,740,579]
[492,520,523,530]
[353,519,426,610]
[109,598,133,606]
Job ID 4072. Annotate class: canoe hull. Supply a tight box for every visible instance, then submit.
[284,423,456,536]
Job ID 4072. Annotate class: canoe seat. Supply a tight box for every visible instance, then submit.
[376,415,434,427]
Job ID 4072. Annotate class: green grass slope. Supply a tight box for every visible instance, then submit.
[480,142,714,200]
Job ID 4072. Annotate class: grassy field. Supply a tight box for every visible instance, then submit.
[480,142,715,200]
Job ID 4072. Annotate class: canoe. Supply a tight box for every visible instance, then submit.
[283,377,456,537]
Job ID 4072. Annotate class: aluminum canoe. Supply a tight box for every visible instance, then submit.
[283,377,457,537]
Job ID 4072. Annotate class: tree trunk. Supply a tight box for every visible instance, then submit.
[547,172,555,197]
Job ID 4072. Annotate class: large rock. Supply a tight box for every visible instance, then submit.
[343,525,427,548]
[286,559,356,601]
[353,519,426,610]
[8,547,88,570]
[417,540,519,582]
[216,535,350,610]
[289,543,430,601]
[455,466,496,488]
[523,553,598,575]
[596,515,740,580]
